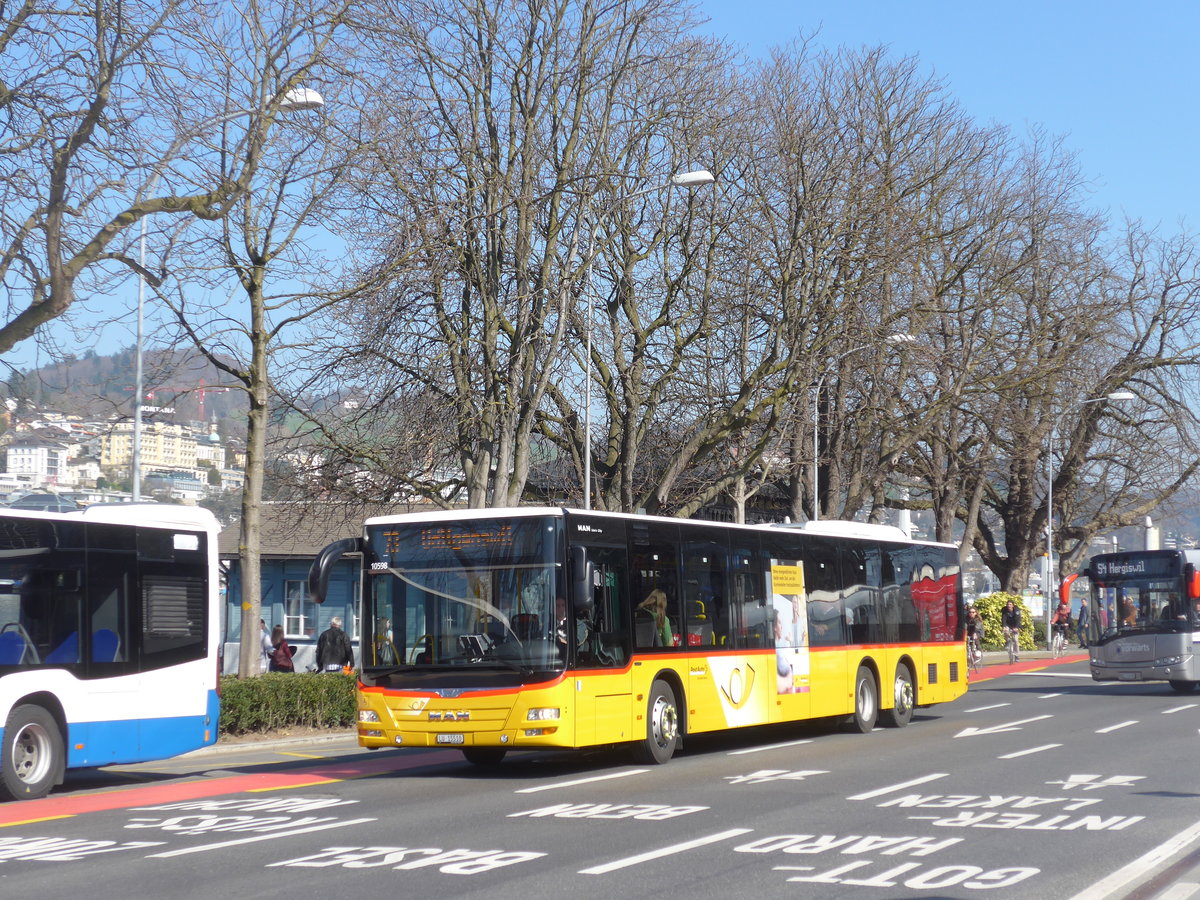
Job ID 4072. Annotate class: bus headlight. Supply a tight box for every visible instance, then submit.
[527,708,560,721]
[1154,655,1183,667]
[358,710,381,723]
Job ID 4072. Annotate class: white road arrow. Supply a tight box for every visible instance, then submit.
[954,714,1053,738]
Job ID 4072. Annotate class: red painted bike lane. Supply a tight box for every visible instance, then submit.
[0,748,462,827]
[969,651,1088,683]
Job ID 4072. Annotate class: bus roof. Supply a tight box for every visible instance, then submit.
[361,506,954,548]
[0,503,220,533]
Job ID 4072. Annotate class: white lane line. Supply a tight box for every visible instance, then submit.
[515,769,648,794]
[1095,720,1138,734]
[1164,704,1198,714]
[150,817,377,858]
[1038,693,1063,699]
[1071,818,1200,900]
[998,743,1062,759]
[965,702,1012,713]
[579,828,753,875]
[1014,672,1094,678]
[728,739,813,755]
[847,773,948,801]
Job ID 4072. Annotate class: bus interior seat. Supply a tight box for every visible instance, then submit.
[92,628,121,662]
[0,629,29,664]
[687,600,714,645]
[45,630,80,664]
[634,610,656,645]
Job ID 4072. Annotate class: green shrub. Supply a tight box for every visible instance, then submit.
[219,672,356,735]
[972,591,1036,652]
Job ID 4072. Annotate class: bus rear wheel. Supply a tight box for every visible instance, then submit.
[633,679,679,764]
[849,666,878,733]
[881,665,915,728]
[1,704,64,801]
[1169,680,1198,694]
[462,747,507,766]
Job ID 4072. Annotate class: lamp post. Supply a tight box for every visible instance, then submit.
[1044,389,1134,644]
[581,168,715,510]
[811,333,915,521]
[131,86,324,500]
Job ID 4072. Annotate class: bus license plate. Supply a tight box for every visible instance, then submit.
[436,733,465,745]
[1118,672,1141,681]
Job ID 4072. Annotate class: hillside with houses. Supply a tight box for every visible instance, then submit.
[1,350,249,509]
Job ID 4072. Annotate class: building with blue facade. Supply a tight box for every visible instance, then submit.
[218,503,420,673]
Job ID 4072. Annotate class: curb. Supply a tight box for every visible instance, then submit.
[180,731,358,759]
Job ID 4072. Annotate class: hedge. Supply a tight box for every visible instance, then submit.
[972,591,1037,652]
[219,672,357,735]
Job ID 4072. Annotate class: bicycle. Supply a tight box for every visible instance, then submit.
[1003,626,1019,664]
[966,635,983,673]
[1051,624,1068,658]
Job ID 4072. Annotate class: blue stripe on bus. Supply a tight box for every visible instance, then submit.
[0,690,221,769]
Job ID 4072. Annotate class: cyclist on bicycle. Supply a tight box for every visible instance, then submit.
[1050,598,1072,650]
[965,606,984,663]
[1001,599,1022,661]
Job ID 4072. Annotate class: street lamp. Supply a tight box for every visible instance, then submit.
[131,86,324,500]
[1044,389,1134,644]
[810,333,915,521]
[581,168,715,510]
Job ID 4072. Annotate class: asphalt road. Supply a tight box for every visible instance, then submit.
[0,656,1197,899]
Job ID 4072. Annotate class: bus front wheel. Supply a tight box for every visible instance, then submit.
[633,679,679,764]
[0,704,64,801]
[1169,680,1198,694]
[850,666,878,733]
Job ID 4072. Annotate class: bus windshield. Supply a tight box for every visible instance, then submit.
[364,516,565,673]
[1090,575,1195,638]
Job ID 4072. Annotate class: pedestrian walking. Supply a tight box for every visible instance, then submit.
[316,616,354,672]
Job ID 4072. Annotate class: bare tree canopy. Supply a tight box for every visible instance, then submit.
[0,0,348,358]
[5,1,1200,601]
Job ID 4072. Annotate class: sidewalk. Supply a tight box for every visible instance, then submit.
[181,729,357,759]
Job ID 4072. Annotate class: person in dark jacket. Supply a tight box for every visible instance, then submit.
[316,616,354,671]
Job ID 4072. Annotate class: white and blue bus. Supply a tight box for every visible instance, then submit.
[1078,548,1200,692]
[0,504,221,799]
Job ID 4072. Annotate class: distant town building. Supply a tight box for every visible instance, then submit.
[100,421,198,472]
[4,434,69,488]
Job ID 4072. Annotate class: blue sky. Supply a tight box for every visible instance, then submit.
[9,2,1194,374]
[699,0,1197,232]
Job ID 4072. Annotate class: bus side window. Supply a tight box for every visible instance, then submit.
[630,522,681,650]
[805,538,844,646]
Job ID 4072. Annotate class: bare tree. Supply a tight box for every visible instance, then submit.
[146,0,357,677]
[310,0,722,510]
[0,0,342,359]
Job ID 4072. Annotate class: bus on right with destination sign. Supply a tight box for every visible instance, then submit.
[1077,548,1200,692]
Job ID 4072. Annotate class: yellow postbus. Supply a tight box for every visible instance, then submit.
[309,507,966,765]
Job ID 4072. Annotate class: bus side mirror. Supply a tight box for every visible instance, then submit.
[571,545,594,616]
[1186,564,1200,600]
[1059,572,1079,606]
[308,537,363,604]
